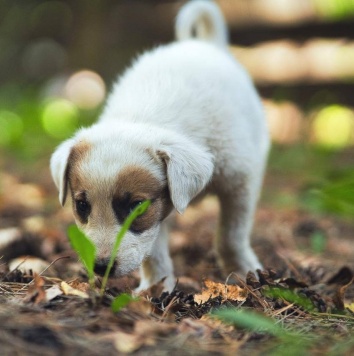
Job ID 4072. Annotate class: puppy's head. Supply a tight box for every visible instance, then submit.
[50,124,213,276]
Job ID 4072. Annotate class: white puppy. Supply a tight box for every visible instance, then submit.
[51,0,270,291]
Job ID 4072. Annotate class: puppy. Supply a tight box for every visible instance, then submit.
[51,0,270,292]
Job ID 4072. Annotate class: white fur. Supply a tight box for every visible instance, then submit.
[51,0,270,291]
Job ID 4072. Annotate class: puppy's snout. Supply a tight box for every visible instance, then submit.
[94,258,117,276]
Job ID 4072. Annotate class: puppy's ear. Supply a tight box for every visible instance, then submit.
[50,139,75,206]
[157,137,214,214]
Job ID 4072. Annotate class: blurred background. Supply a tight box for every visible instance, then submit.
[0,0,354,224]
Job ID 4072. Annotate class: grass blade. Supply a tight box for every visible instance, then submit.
[213,308,283,336]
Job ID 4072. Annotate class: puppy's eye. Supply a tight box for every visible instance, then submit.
[75,200,91,222]
[129,200,143,213]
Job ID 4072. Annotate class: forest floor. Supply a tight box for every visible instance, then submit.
[0,149,353,355]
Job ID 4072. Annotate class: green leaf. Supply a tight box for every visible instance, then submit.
[111,293,138,313]
[213,308,284,336]
[100,200,151,296]
[264,287,315,311]
[67,225,96,283]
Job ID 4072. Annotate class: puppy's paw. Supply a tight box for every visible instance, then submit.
[218,247,262,279]
[135,274,176,295]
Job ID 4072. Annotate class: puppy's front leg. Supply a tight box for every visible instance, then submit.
[136,221,175,292]
[215,174,263,277]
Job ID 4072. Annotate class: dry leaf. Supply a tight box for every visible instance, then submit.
[345,303,354,313]
[60,281,89,299]
[45,284,63,301]
[194,279,248,304]
[68,279,91,293]
[24,274,46,304]
[111,321,176,353]
[327,267,354,310]
[200,315,235,333]
[134,319,176,338]
[126,297,152,316]
[112,332,144,353]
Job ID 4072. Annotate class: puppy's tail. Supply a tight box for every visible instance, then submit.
[175,0,228,47]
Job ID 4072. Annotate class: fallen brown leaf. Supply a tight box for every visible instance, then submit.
[45,284,63,301]
[111,320,177,353]
[327,267,354,310]
[194,279,248,304]
[68,279,91,293]
[112,331,144,353]
[24,274,46,304]
[60,281,89,299]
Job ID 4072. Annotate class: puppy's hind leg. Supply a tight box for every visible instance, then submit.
[215,172,263,277]
[136,221,175,293]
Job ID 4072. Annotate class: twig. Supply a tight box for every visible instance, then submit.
[17,255,71,292]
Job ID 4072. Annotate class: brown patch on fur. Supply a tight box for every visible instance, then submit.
[113,166,172,233]
[66,141,91,223]
[67,141,91,188]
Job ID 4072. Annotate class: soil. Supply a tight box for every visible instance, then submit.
[0,170,353,355]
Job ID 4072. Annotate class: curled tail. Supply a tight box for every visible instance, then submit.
[175,0,228,47]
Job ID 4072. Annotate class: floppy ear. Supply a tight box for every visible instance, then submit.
[50,139,75,206]
[157,137,214,214]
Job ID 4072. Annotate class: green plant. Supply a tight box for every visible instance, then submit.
[67,225,96,288]
[301,170,354,217]
[111,293,138,313]
[213,308,315,355]
[214,308,283,336]
[263,287,315,311]
[67,200,151,302]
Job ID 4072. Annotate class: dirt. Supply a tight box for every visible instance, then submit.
[0,171,353,355]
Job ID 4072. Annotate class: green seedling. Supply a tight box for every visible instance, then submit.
[67,200,151,300]
[111,293,139,313]
[68,225,96,288]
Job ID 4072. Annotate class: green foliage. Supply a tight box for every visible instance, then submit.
[268,146,354,218]
[301,170,354,217]
[111,293,138,313]
[214,308,283,336]
[67,225,96,287]
[214,308,314,355]
[0,85,97,163]
[263,287,315,311]
[314,0,354,20]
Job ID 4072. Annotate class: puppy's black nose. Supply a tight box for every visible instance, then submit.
[94,259,116,276]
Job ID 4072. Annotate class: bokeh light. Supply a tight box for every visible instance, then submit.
[264,100,303,144]
[41,99,78,139]
[65,70,106,110]
[312,105,354,149]
[314,0,354,20]
[0,111,23,146]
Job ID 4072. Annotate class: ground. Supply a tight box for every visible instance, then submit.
[0,148,353,355]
